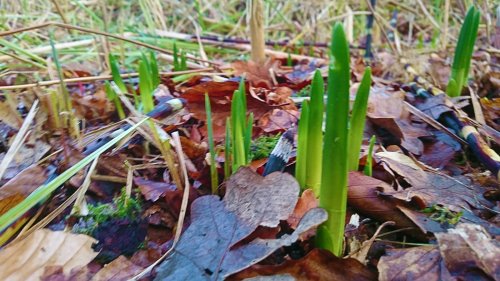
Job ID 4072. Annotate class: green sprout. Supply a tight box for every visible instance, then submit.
[204,94,219,194]
[316,23,351,256]
[446,6,480,97]
[138,52,159,113]
[422,204,463,225]
[228,79,253,173]
[364,135,376,176]
[105,81,126,120]
[348,67,372,171]
[296,70,325,193]
[173,43,188,71]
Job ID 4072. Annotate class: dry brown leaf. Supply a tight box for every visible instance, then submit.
[91,256,143,281]
[0,229,98,281]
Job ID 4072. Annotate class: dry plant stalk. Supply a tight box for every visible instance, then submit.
[249,0,266,64]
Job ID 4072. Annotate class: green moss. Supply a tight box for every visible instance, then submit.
[422,204,462,225]
[73,188,142,235]
[250,134,281,160]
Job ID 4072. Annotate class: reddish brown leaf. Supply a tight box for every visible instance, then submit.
[232,60,281,88]
[134,177,176,202]
[229,248,376,281]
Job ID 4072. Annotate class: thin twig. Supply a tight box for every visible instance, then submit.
[0,67,216,91]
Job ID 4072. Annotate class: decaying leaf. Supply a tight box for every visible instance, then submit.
[0,229,98,281]
[378,246,453,281]
[435,223,500,280]
[376,152,493,212]
[154,168,326,280]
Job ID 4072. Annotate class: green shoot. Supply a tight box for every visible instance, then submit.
[446,6,480,97]
[105,81,126,120]
[138,57,154,113]
[296,101,310,188]
[287,52,293,67]
[149,51,160,89]
[364,135,376,176]
[109,54,128,94]
[348,67,372,171]
[229,79,252,171]
[317,23,351,256]
[173,43,188,71]
[205,94,219,194]
[224,117,231,179]
[0,119,148,234]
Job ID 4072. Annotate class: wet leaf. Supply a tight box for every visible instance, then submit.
[287,189,318,229]
[229,248,376,281]
[0,229,98,281]
[232,60,281,88]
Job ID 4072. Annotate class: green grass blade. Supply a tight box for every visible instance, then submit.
[348,67,372,171]
[0,118,148,233]
[305,70,324,194]
[205,94,218,194]
[296,101,310,189]
[318,22,351,256]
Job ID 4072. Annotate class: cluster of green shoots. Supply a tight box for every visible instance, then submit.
[108,52,160,114]
[204,79,253,194]
[173,43,188,71]
[446,6,480,98]
[295,23,372,256]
